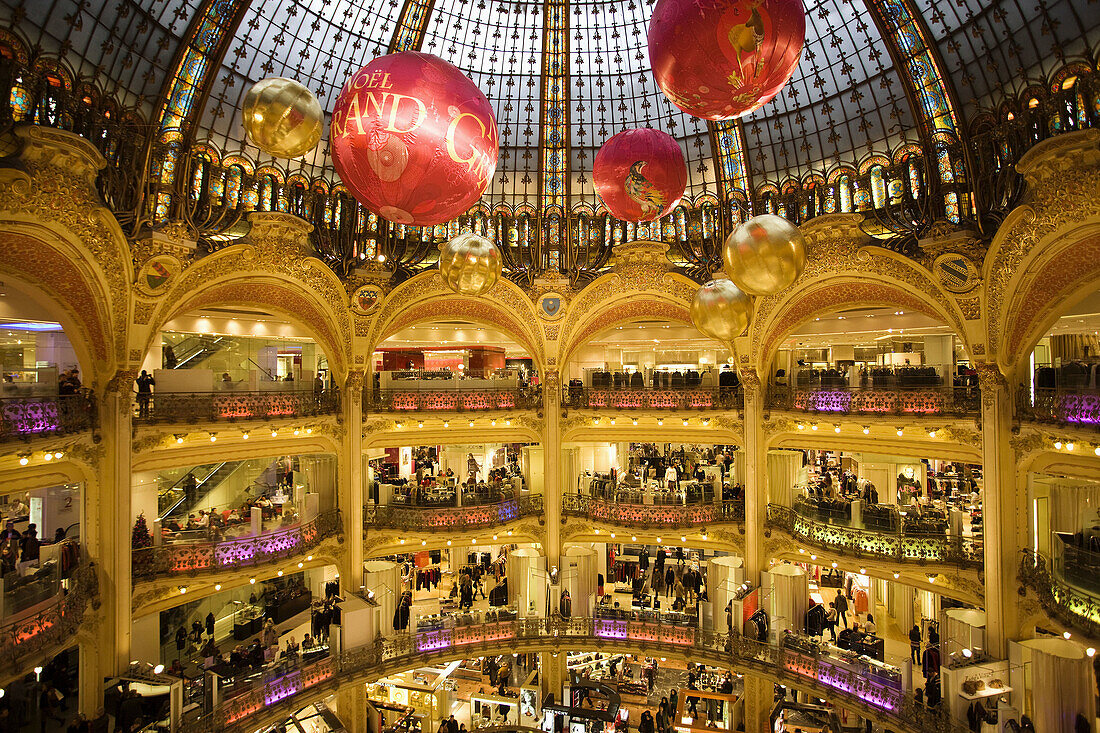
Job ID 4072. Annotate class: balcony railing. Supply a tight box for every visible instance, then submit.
[1019,549,1100,639]
[368,387,541,413]
[0,562,98,675]
[562,494,744,528]
[768,504,983,568]
[364,495,543,532]
[562,386,744,411]
[0,391,96,443]
[132,389,340,425]
[767,386,980,418]
[182,616,964,733]
[1017,386,1100,429]
[132,510,342,581]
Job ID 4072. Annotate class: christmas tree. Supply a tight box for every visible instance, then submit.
[132,512,153,549]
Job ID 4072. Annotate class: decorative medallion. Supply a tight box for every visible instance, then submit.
[932,253,980,294]
[137,255,181,295]
[538,291,566,320]
[352,285,382,314]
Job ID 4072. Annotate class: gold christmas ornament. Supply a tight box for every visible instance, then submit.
[242,77,323,158]
[691,279,752,341]
[722,214,807,296]
[439,233,502,296]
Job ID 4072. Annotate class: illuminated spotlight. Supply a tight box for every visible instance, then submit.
[893,572,900,579]
[468,420,475,428]
[609,418,616,425]
[862,426,870,435]
[214,584,222,591]
[277,570,284,577]
[491,420,497,427]
[896,427,904,437]
[632,419,639,425]
[810,554,816,561]
[18,454,28,466]
[961,648,973,658]
[53,451,63,459]
[831,561,838,568]
[154,665,164,674]
[859,568,866,575]
[447,540,452,546]
[833,425,840,434]
[418,421,424,429]
[810,423,818,431]
[593,418,601,426]
[657,418,663,426]
[242,432,250,440]
[293,428,301,435]
[632,536,637,542]
[178,586,187,594]
[175,434,185,444]
[271,430,278,437]
[797,423,804,431]
[43,452,52,461]
[927,574,936,583]
[1088,648,1096,657]
[249,578,256,585]
[209,433,217,442]
[1066,442,1075,451]
[1054,440,1063,450]
[682,419,689,427]
[305,427,312,434]
[298,562,304,568]
[399,539,405,545]
[1064,631,1072,640]
[443,421,449,428]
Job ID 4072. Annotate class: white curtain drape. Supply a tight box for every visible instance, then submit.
[767,450,804,506]
[1024,638,1094,732]
[1050,481,1100,533]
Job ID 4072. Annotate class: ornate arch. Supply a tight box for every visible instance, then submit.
[559,294,694,370]
[984,128,1100,372]
[367,272,546,367]
[746,214,970,373]
[142,235,352,378]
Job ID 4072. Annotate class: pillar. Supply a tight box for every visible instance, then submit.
[342,370,366,589]
[336,682,371,733]
[540,651,568,704]
[543,370,562,569]
[977,363,1021,657]
[741,673,772,732]
[81,370,135,717]
[740,370,766,582]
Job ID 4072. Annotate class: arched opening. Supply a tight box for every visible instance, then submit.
[766,306,976,417]
[0,281,96,441]
[137,304,339,424]
[370,320,539,413]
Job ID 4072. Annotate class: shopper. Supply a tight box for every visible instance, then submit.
[825,602,838,640]
[834,589,849,628]
[909,624,922,663]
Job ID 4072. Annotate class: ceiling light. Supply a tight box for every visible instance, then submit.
[214,584,221,591]
[682,419,689,426]
[305,427,312,434]
[242,432,249,440]
[893,572,900,579]
[209,434,217,442]
[810,554,816,560]
[1054,440,1063,450]
[271,429,278,437]
[175,435,184,444]
[43,452,52,461]
[154,664,165,674]
[657,418,663,425]
[862,426,870,434]
[179,586,187,594]
[447,540,452,545]
[18,455,28,466]
[1088,648,1096,658]
[593,418,600,426]
[961,648,972,658]
[632,418,638,425]
[53,451,63,459]
[833,425,840,433]
[928,430,936,438]
[249,578,256,584]
[1064,631,1072,639]
[896,428,904,437]
[443,421,449,428]
[293,428,300,435]
[632,536,637,542]
[1066,442,1075,451]
[811,423,818,431]
[797,423,804,430]
[831,561,838,568]
[609,418,615,425]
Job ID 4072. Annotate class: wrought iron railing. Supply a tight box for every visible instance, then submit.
[364,496,543,532]
[132,510,342,581]
[132,389,339,425]
[0,390,97,443]
[766,385,980,418]
[181,616,965,733]
[768,504,982,568]
[1016,386,1100,429]
[561,386,744,411]
[1056,537,1100,596]
[367,387,541,413]
[562,494,744,528]
[1019,549,1100,639]
[0,561,99,675]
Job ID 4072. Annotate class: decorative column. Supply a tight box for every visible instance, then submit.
[741,673,772,732]
[976,363,1021,658]
[336,682,371,732]
[81,369,136,717]
[540,651,568,705]
[543,369,562,570]
[740,370,767,581]
[342,370,366,590]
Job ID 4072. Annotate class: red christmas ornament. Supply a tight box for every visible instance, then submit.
[330,52,500,226]
[648,0,805,120]
[593,128,687,222]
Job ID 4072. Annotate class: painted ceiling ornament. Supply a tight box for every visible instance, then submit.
[439,233,502,296]
[648,0,805,120]
[330,51,500,226]
[722,214,807,296]
[691,278,752,341]
[593,128,687,222]
[241,77,324,158]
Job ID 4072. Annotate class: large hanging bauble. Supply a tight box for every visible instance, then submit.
[439,233,502,296]
[593,128,687,222]
[691,279,752,341]
[722,214,807,296]
[330,52,499,227]
[648,0,805,120]
[241,78,324,158]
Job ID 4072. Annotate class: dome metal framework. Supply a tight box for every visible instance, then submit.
[0,0,1096,286]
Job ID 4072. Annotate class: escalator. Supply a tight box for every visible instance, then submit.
[158,461,243,520]
[164,334,236,370]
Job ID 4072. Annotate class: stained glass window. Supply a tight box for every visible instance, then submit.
[838,176,852,213]
[870,166,886,208]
